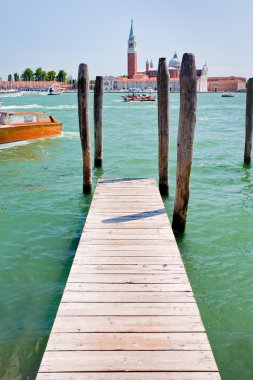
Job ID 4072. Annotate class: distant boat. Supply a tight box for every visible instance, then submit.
[0,111,62,144]
[121,93,156,102]
[221,93,234,97]
[48,87,63,95]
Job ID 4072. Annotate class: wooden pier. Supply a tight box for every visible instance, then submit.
[36,178,221,380]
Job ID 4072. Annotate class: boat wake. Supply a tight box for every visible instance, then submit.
[104,105,157,109]
[0,141,29,150]
[2,104,43,110]
[61,132,79,138]
[2,104,78,110]
[46,105,77,110]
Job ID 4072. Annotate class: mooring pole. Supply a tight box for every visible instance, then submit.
[77,63,92,193]
[94,76,104,167]
[244,78,253,165]
[157,57,170,195]
[172,53,197,233]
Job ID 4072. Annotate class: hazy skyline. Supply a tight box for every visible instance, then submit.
[1,0,253,80]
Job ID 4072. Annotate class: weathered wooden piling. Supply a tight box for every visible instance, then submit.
[157,57,170,195]
[172,53,197,233]
[78,63,92,193]
[94,76,104,167]
[244,78,253,165]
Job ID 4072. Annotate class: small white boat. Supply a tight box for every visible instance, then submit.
[221,93,234,97]
[48,88,63,95]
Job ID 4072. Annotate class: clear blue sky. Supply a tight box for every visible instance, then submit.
[1,0,253,80]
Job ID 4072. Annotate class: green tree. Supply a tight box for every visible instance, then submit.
[41,70,47,81]
[57,69,67,82]
[34,67,43,81]
[8,74,12,82]
[14,73,20,81]
[21,68,34,81]
[47,70,56,81]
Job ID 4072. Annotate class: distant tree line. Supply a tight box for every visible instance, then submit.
[7,68,75,84]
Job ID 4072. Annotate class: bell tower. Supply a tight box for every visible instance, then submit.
[127,20,137,79]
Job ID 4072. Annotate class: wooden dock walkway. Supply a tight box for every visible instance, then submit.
[36,178,221,380]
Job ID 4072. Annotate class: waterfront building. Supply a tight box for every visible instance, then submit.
[103,76,115,91]
[112,21,208,92]
[208,76,246,92]
[0,80,72,91]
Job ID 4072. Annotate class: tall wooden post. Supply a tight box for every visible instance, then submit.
[94,76,104,167]
[78,63,92,194]
[244,78,253,165]
[157,57,170,195]
[172,53,197,233]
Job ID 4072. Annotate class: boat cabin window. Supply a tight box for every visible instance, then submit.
[8,114,38,124]
[23,114,37,123]
[0,113,8,125]
[1,113,54,125]
[8,114,25,124]
[37,115,53,123]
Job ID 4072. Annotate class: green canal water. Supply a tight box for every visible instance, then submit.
[0,92,252,379]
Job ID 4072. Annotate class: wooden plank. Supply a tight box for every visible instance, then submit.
[46,332,212,351]
[90,201,165,206]
[83,228,174,237]
[52,316,204,333]
[71,264,185,274]
[64,282,192,292]
[89,208,167,213]
[75,250,179,256]
[67,273,189,284]
[77,240,176,245]
[91,195,163,200]
[37,373,221,380]
[73,257,183,265]
[76,244,179,252]
[75,247,180,256]
[61,291,194,303]
[57,302,199,316]
[38,351,218,372]
[84,222,171,229]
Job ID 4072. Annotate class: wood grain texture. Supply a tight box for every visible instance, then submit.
[46,332,211,351]
[57,302,199,316]
[77,63,92,193]
[36,178,220,379]
[67,273,189,283]
[94,76,103,167]
[157,58,170,195]
[38,350,218,372]
[61,291,194,303]
[172,54,197,233]
[37,373,221,380]
[64,282,191,292]
[73,256,182,264]
[51,315,204,333]
[244,77,253,164]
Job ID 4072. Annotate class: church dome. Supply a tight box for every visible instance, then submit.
[169,52,181,69]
